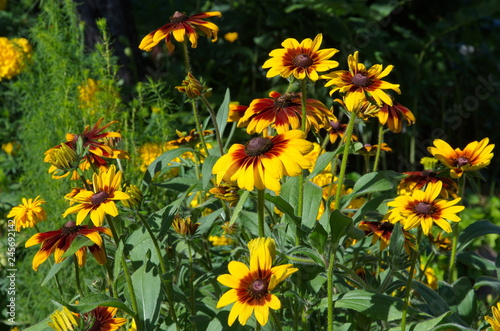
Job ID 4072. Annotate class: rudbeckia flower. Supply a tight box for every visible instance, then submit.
[63,165,130,227]
[358,221,414,253]
[216,237,297,326]
[139,11,222,53]
[327,118,359,144]
[322,51,400,109]
[377,100,415,133]
[228,102,249,123]
[48,306,126,331]
[262,33,339,81]
[212,130,313,194]
[238,91,333,134]
[485,302,500,331]
[7,196,47,231]
[25,221,111,271]
[385,181,464,235]
[427,138,495,178]
[398,170,458,199]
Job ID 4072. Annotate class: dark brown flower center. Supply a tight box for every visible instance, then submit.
[329,120,342,132]
[414,202,433,215]
[351,73,371,87]
[379,222,394,232]
[274,93,297,108]
[245,137,273,157]
[90,191,109,205]
[61,221,84,234]
[292,54,314,68]
[456,156,470,167]
[170,11,188,24]
[421,170,436,177]
[249,279,269,298]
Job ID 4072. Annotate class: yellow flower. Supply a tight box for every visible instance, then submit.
[422,266,438,290]
[263,33,339,81]
[428,138,494,178]
[2,141,20,156]
[216,238,297,326]
[209,235,234,246]
[44,142,80,179]
[209,183,240,207]
[172,214,200,236]
[377,100,415,133]
[48,306,79,331]
[7,196,47,232]
[0,37,32,80]
[485,302,500,331]
[386,181,465,235]
[224,32,238,43]
[63,165,130,226]
[212,130,313,194]
[121,184,142,209]
[139,11,222,53]
[248,237,276,260]
[322,51,400,108]
[175,72,204,98]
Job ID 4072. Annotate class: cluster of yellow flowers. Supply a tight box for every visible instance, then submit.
[0,37,32,81]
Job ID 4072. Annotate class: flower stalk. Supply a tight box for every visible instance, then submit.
[401,228,423,330]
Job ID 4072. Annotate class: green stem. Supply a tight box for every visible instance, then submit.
[200,95,224,155]
[401,228,422,331]
[296,80,308,233]
[181,40,192,74]
[333,113,356,210]
[327,244,339,331]
[257,189,265,237]
[191,101,210,157]
[187,241,196,331]
[372,124,385,172]
[299,80,308,132]
[448,176,466,283]
[101,238,116,298]
[270,309,283,331]
[74,257,84,298]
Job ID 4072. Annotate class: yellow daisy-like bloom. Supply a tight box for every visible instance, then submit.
[139,11,222,53]
[63,165,129,227]
[0,37,32,81]
[427,138,495,178]
[7,196,47,232]
[386,181,465,235]
[212,130,313,194]
[486,302,500,331]
[238,91,333,135]
[262,34,339,81]
[322,51,400,109]
[2,141,20,156]
[422,266,438,290]
[216,238,297,326]
[377,100,415,133]
[48,306,79,331]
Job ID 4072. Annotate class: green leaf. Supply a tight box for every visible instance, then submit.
[23,317,52,331]
[287,246,326,267]
[329,210,352,245]
[265,193,300,227]
[215,88,231,146]
[67,294,135,316]
[197,208,223,235]
[131,261,163,329]
[474,276,500,294]
[61,235,94,258]
[457,220,500,252]
[41,255,73,286]
[113,239,124,281]
[387,312,451,331]
[202,155,219,189]
[351,195,386,223]
[308,151,337,179]
[229,190,250,225]
[142,147,193,187]
[457,251,496,272]
[308,222,328,255]
[333,289,412,322]
[302,180,323,229]
[340,171,399,208]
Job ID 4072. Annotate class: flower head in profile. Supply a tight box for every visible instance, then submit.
[217,237,297,326]
[172,214,200,236]
[428,138,494,178]
[175,72,205,98]
[377,100,415,133]
[358,221,414,253]
[485,302,500,331]
[139,11,222,53]
[44,142,80,179]
[7,196,47,232]
[327,118,359,144]
[25,221,111,271]
[386,181,464,235]
[228,102,249,123]
[322,51,400,109]
[48,306,79,330]
[63,165,130,227]
[358,143,392,155]
[121,184,143,209]
[212,130,313,194]
[167,128,213,146]
[239,91,333,134]
[48,305,126,331]
[263,34,339,81]
[209,182,240,207]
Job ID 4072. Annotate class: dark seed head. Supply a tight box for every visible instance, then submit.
[170,11,188,24]
[245,137,273,157]
[61,221,84,234]
[415,202,433,215]
[329,120,342,131]
[456,156,470,168]
[351,73,371,87]
[250,279,268,298]
[274,93,297,108]
[90,191,109,205]
[292,54,314,68]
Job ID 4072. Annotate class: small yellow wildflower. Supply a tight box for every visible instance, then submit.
[0,37,32,80]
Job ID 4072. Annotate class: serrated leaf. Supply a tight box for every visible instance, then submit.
[288,246,325,267]
[67,294,135,316]
[474,276,500,294]
[457,220,500,252]
[340,171,399,208]
[351,195,386,223]
[197,208,223,235]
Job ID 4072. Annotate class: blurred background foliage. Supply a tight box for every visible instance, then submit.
[0,0,499,327]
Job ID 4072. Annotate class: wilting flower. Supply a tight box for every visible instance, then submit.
[263,34,339,81]
[327,118,359,144]
[239,91,332,134]
[217,237,297,326]
[167,128,213,146]
[172,214,200,236]
[7,196,47,232]
[175,72,204,98]
[386,181,464,235]
[228,102,248,123]
[0,37,32,81]
[224,32,238,43]
[221,221,237,235]
[121,184,142,209]
[209,183,240,207]
[63,165,130,227]
[377,100,415,133]
[322,51,400,109]
[48,306,79,330]
[358,143,392,154]
[428,232,452,251]
[209,235,234,246]
[48,305,126,331]
[428,138,494,178]
[139,11,222,52]
[44,142,80,179]
[485,302,500,331]
[25,221,111,271]
[212,130,313,194]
